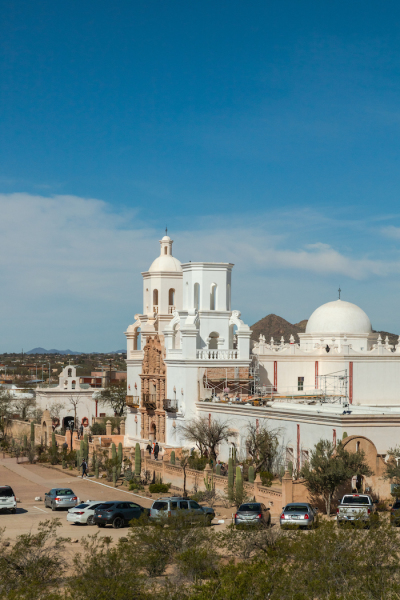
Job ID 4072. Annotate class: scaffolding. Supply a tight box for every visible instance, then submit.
[316,369,349,404]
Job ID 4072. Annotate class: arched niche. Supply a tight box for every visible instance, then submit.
[169,288,175,311]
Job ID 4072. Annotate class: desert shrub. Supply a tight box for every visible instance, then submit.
[188,452,209,471]
[260,471,274,487]
[91,422,106,435]
[149,483,171,493]
[129,481,144,491]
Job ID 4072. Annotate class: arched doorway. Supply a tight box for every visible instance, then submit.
[150,422,157,442]
[63,416,74,431]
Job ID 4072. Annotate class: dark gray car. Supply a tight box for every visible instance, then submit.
[234,502,271,526]
[44,488,78,511]
[94,501,148,528]
[280,502,318,529]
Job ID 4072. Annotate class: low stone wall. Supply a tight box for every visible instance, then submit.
[142,455,284,517]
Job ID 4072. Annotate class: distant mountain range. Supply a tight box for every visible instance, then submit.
[26,348,126,355]
[250,314,399,346]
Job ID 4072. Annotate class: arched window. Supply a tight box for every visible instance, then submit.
[164,247,168,255]
[68,368,72,377]
[194,283,200,310]
[169,288,175,311]
[71,380,76,390]
[210,283,217,310]
[153,289,158,312]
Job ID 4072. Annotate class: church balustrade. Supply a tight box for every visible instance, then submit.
[196,349,239,360]
[126,395,140,407]
[168,305,175,314]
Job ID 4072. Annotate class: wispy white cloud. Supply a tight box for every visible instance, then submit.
[1,193,400,351]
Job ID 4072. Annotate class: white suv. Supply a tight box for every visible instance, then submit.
[0,486,17,514]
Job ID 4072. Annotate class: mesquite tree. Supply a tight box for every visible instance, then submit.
[301,439,373,515]
[177,416,237,462]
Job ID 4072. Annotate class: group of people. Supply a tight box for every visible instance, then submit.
[146,440,160,460]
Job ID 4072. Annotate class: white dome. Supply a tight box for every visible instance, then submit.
[306,300,372,335]
[148,254,182,273]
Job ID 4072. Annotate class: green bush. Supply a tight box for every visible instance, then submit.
[91,422,106,435]
[149,483,171,493]
[129,481,144,491]
[188,452,208,471]
[260,471,274,487]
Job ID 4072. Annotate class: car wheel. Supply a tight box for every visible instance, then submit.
[97,523,106,528]
[87,515,95,526]
[11,508,16,514]
[205,515,213,527]
[112,516,124,529]
[51,503,57,512]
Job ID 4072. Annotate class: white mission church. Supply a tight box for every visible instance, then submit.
[124,235,400,466]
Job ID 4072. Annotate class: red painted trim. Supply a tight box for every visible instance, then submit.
[315,361,319,389]
[297,424,300,473]
[349,362,353,404]
[273,361,277,392]
[333,429,336,446]
[95,400,98,418]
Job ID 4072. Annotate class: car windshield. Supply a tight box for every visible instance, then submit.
[0,488,13,497]
[239,503,261,512]
[153,502,168,510]
[57,489,74,496]
[285,505,308,513]
[75,504,88,509]
[342,496,370,505]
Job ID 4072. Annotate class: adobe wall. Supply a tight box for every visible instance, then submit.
[142,456,283,517]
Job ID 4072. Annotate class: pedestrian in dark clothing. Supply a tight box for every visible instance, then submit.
[79,424,84,439]
[154,442,160,461]
[80,459,88,478]
[146,443,152,457]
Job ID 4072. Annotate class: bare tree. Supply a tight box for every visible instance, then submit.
[94,382,127,417]
[68,395,83,430]
[0,391,14,438]
[246,421,280,473]
[179,449,190,497]
[177,416,237,462]
[12,394,36,421]
[49,400,66,424]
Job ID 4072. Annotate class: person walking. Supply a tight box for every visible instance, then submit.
[80,458,88,478]
[146,442,152,457]
[79,424,84,440]
[154,442,160,461]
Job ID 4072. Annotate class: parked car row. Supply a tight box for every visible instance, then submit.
[64,493,216,529]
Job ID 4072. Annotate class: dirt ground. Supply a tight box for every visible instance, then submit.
[0,458,254,547]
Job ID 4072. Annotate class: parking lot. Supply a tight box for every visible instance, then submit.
[0,458,154,544]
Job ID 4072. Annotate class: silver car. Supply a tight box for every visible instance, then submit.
[150,496,215,525]
[280,502,318,529]
[44,488,78,511]
[235,502,271,527]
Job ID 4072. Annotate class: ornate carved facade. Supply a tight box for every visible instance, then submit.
[140,335,167,443]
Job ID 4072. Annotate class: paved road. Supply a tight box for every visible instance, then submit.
[0,458,153,543]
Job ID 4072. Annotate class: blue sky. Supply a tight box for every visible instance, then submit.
[2,1,400,351]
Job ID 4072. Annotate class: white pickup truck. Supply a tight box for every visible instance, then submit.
[336,494,376,525]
